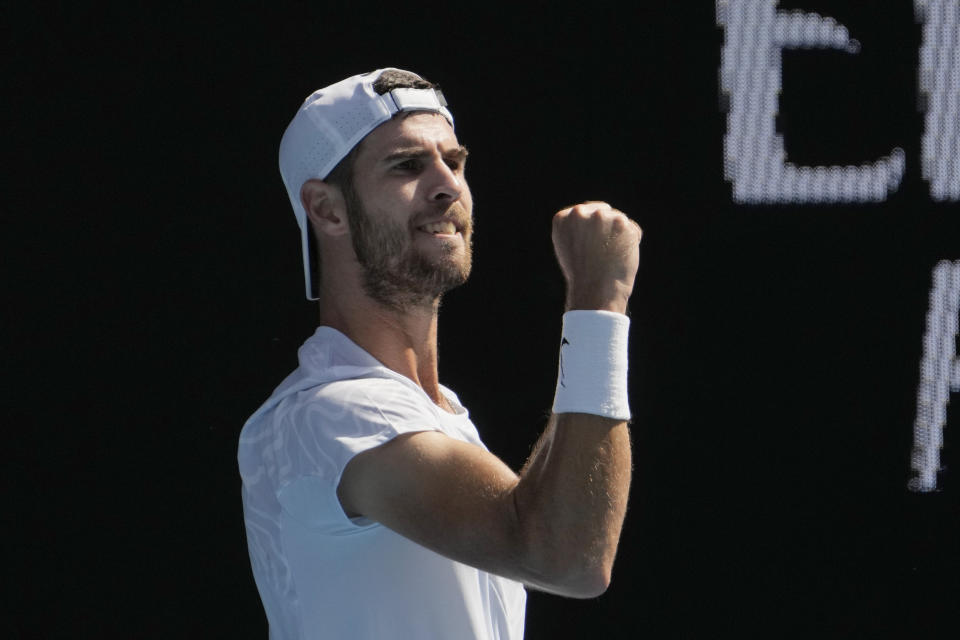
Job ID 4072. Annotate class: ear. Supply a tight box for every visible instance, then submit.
[301,179,349,237]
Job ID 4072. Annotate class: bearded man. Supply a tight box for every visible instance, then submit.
[238,68,642,640]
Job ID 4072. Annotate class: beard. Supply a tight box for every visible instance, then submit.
[344,186,473,312]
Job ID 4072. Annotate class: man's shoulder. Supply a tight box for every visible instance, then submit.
[302,375,425,412]
[300,375,444,425]
[240,374,439,471]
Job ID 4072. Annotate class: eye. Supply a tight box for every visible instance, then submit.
[393,158,422,172]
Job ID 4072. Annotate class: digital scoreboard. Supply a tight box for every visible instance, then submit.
[717,0,959,491]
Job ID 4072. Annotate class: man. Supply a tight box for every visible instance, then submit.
[238,68,642,639]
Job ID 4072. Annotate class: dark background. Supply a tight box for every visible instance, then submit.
[6,1,958,637]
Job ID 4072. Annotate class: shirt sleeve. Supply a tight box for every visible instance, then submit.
[274,377,442,534]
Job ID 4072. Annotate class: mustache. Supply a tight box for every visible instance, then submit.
[414,201,473,233]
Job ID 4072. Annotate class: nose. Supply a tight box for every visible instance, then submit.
[426,157,463,203]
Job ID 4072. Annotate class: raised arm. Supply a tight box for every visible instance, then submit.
[337,202,641,598]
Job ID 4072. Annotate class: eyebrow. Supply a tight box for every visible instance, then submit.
[382,145,469,164]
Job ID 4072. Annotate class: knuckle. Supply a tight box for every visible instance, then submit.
[570,201,609,216]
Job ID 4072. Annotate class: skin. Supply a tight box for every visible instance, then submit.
[300,111,642,598]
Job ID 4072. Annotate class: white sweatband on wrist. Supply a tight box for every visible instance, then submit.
[552,310,631,420]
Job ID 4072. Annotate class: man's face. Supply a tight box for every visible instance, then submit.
[344,112,473,310]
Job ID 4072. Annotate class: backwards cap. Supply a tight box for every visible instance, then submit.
[278,68,454,300]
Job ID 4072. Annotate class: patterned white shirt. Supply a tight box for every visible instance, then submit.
[238,327,526,639]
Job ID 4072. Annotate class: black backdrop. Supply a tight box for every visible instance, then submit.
[7,1,959,637]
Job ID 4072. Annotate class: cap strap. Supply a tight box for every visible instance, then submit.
[382,88,453,125]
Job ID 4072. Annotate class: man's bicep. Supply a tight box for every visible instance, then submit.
[337,430,526,574]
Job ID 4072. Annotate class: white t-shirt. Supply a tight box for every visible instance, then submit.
[238,327,527,639]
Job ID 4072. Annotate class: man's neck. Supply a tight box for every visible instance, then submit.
[318,293,451,411]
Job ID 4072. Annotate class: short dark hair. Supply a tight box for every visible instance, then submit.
[372,69,437,94]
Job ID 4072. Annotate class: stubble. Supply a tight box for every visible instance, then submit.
[344,185,473,312]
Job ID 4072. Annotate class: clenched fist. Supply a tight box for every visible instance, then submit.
[552,202,642,314]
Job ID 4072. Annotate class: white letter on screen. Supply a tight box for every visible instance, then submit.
[717,0,905,204]
[910,260,960,492]
[916,0,960,201]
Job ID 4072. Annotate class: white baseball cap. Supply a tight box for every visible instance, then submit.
[278,68,454,300]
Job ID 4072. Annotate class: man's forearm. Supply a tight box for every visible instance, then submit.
[512,412,632,598]
[507,202,640,597]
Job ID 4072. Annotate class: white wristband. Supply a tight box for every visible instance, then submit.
[552,310,631,420]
